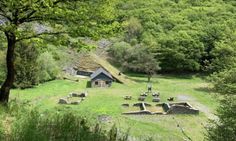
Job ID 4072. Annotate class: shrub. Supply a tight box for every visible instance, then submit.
[9,109,129,141]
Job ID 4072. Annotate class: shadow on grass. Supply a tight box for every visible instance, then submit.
[128,77,149,83]
[126,72,195,79]
[194,87,215,93]
[125,73,194,83]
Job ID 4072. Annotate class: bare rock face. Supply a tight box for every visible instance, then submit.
[58,98,68,104]
[152,98,160,102]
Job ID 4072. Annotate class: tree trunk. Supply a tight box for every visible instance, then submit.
[148,74,151,82]
[0,32,16,103]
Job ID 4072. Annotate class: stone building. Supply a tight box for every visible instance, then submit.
[90,68,113,87]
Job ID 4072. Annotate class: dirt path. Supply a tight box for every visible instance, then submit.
[177,95,217,120]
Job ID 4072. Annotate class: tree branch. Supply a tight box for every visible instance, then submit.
[18,10,37,24]
[16,31,68,42]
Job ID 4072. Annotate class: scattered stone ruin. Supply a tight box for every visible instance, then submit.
[162,102,199,114]
[122,102,199,115]
[122,102,162,115]
[58,91,88,105]
[124,96,132,100]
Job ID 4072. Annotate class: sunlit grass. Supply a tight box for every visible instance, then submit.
[10,74,218,140]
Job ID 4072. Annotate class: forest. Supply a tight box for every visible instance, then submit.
[0,0,235,141]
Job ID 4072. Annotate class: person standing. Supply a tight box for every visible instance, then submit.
[147,83,152,93]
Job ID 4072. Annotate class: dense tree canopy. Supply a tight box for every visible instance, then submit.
[112,0,236,73]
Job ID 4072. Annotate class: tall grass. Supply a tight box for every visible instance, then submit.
[0,100,154,141]
[0,114,3,141]
[4,101,129,141]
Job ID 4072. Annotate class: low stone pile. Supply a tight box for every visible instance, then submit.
[124,96,132,100]
[152,92,161,102]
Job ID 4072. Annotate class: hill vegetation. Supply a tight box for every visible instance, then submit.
[0,0,236,140]
[109,0,236,73]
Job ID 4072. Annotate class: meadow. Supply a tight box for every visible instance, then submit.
[10,74,218,141]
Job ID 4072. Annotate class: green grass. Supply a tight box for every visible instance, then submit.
[10,74,218,141]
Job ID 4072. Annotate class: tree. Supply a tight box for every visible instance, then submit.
[206,68,236,140]
[123,17,143,43]
[206,96,236,141]
[37,51,60,83]
[0,0,117,103]
[14,41,40,89]
[109,43,160,82]
[210,67,236,95]
[123,46,160,82]
[0,51,6,84]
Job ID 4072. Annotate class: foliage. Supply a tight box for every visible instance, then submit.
[116,0,236,73]
[9,108,129,141]
[0,114,3,141]
[157,31,204,72]
[109,42,160,80]
[0,0,119,39]
[205,96,236,141]
[207,41,236,72]
[0,51,6,84]
[14,41,40,89]
[37,52,60,83]
[0,0,120,103]
[123,17,143,44]
[210,67,236,95]
[206,67,236,140]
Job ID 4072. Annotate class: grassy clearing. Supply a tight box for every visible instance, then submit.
[10,74,218,141]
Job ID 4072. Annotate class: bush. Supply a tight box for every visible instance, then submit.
[9,108,129,141]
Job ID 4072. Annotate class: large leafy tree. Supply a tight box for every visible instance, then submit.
[0,0,117,103]
[109,42,160,82]
[206,96,236,141]
[206,68,236,141]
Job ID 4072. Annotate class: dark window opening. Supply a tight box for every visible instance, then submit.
[106,81,110,85]
[95,81,98,85]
